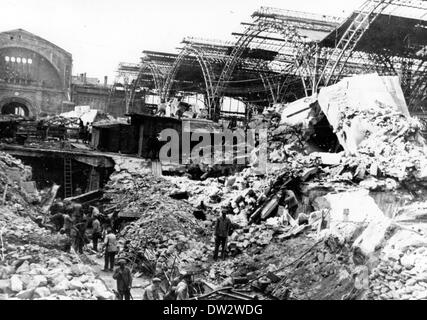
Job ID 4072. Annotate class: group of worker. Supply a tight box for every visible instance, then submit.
[48,195,239,300]
[49,201,109,254]
[111,258,193,300]
[109,207,235,300]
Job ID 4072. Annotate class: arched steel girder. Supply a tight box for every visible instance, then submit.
[162,45,216,116]
[129,61,165,107]
[259,72,276,104]
[407,60,427,109]
[316,0,391,89]
[213,19,311,104]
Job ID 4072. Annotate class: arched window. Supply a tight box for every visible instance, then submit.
[11,57,16,62]
[4,56,10,62]
[28,58,33,64]
[17,57,21,63]
[22,58,27,64]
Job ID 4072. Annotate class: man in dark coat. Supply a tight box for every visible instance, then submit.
[213,210,232,261]
[113,259,133,300]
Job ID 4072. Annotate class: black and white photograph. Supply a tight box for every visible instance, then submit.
[0,0,427,311]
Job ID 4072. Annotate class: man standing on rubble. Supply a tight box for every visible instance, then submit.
[91,214,102,252]
[72,204,87,254]
[113,259,132,300]
[103,227,118,271]
[213,209,232,261]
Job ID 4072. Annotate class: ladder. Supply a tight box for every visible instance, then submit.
[63,157,73,198]
[317,0,392,88]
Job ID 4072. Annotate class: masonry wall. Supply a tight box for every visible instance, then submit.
[0,29,72,116]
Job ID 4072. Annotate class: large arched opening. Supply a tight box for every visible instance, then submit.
[1,101,29,116]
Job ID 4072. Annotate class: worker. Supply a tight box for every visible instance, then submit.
[142,278,163,300]
[61,212,73,236]
[50,201,65,231]
[103,227,118,271]
[91,214,102,252]
[163,277,180,300]
[74,186,82,196]
[78,119,85,142]
[50,211,65,232]
[175,273,191,300]
[112,259,132,300]
[213,209,232,261]
[71,203,87,254]
[91,205,100,216]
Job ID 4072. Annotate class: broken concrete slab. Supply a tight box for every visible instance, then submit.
[352,217,395,261]
[314,189,385,224]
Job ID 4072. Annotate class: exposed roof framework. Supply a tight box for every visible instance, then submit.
[115,0,427,120]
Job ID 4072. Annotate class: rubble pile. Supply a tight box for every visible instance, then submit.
[103,170,176,216]
[0,240,114,300]
[335,104,427,183]
[0,208,68,251]
[0,152,36,207]
[0,153,114,300]
[368,246,427,300]
[167,169,270,225]
[104,171,212,275]
[268,236,360,300]
[267,122,310,163]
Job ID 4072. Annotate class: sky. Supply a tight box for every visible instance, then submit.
[0,0,364,83]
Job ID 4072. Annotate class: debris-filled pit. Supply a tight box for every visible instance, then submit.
[1,74,427,301]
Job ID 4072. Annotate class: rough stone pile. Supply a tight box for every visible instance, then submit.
[104,171,212,275]
[0,152,35,207]
[0,152,114,300]
[0,206,113,300]
[368,246,427,300]
[335,103,427,183]
[167,170,269,227]
[0,243,114,300]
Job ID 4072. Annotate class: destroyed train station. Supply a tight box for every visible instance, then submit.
[1,0,427,303]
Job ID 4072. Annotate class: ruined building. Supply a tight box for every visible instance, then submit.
[0,29,73,117]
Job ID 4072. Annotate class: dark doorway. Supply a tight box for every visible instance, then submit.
[1,102,29,116]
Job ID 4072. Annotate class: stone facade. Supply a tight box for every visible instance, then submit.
[0,29,72,117]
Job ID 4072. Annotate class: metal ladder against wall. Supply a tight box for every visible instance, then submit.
[63,157,73,198]
[317,0,392,88]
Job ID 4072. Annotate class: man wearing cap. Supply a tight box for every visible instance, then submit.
[113,259,132,300]
[142,278,163,300]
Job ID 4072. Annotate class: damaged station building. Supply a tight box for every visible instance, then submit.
[1,0,427,301]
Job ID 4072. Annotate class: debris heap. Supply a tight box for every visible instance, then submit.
[0,152,114,300]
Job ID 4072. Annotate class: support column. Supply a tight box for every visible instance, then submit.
[138,124,144,157]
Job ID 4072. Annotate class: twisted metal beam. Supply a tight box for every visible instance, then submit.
[316,0,393,88]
